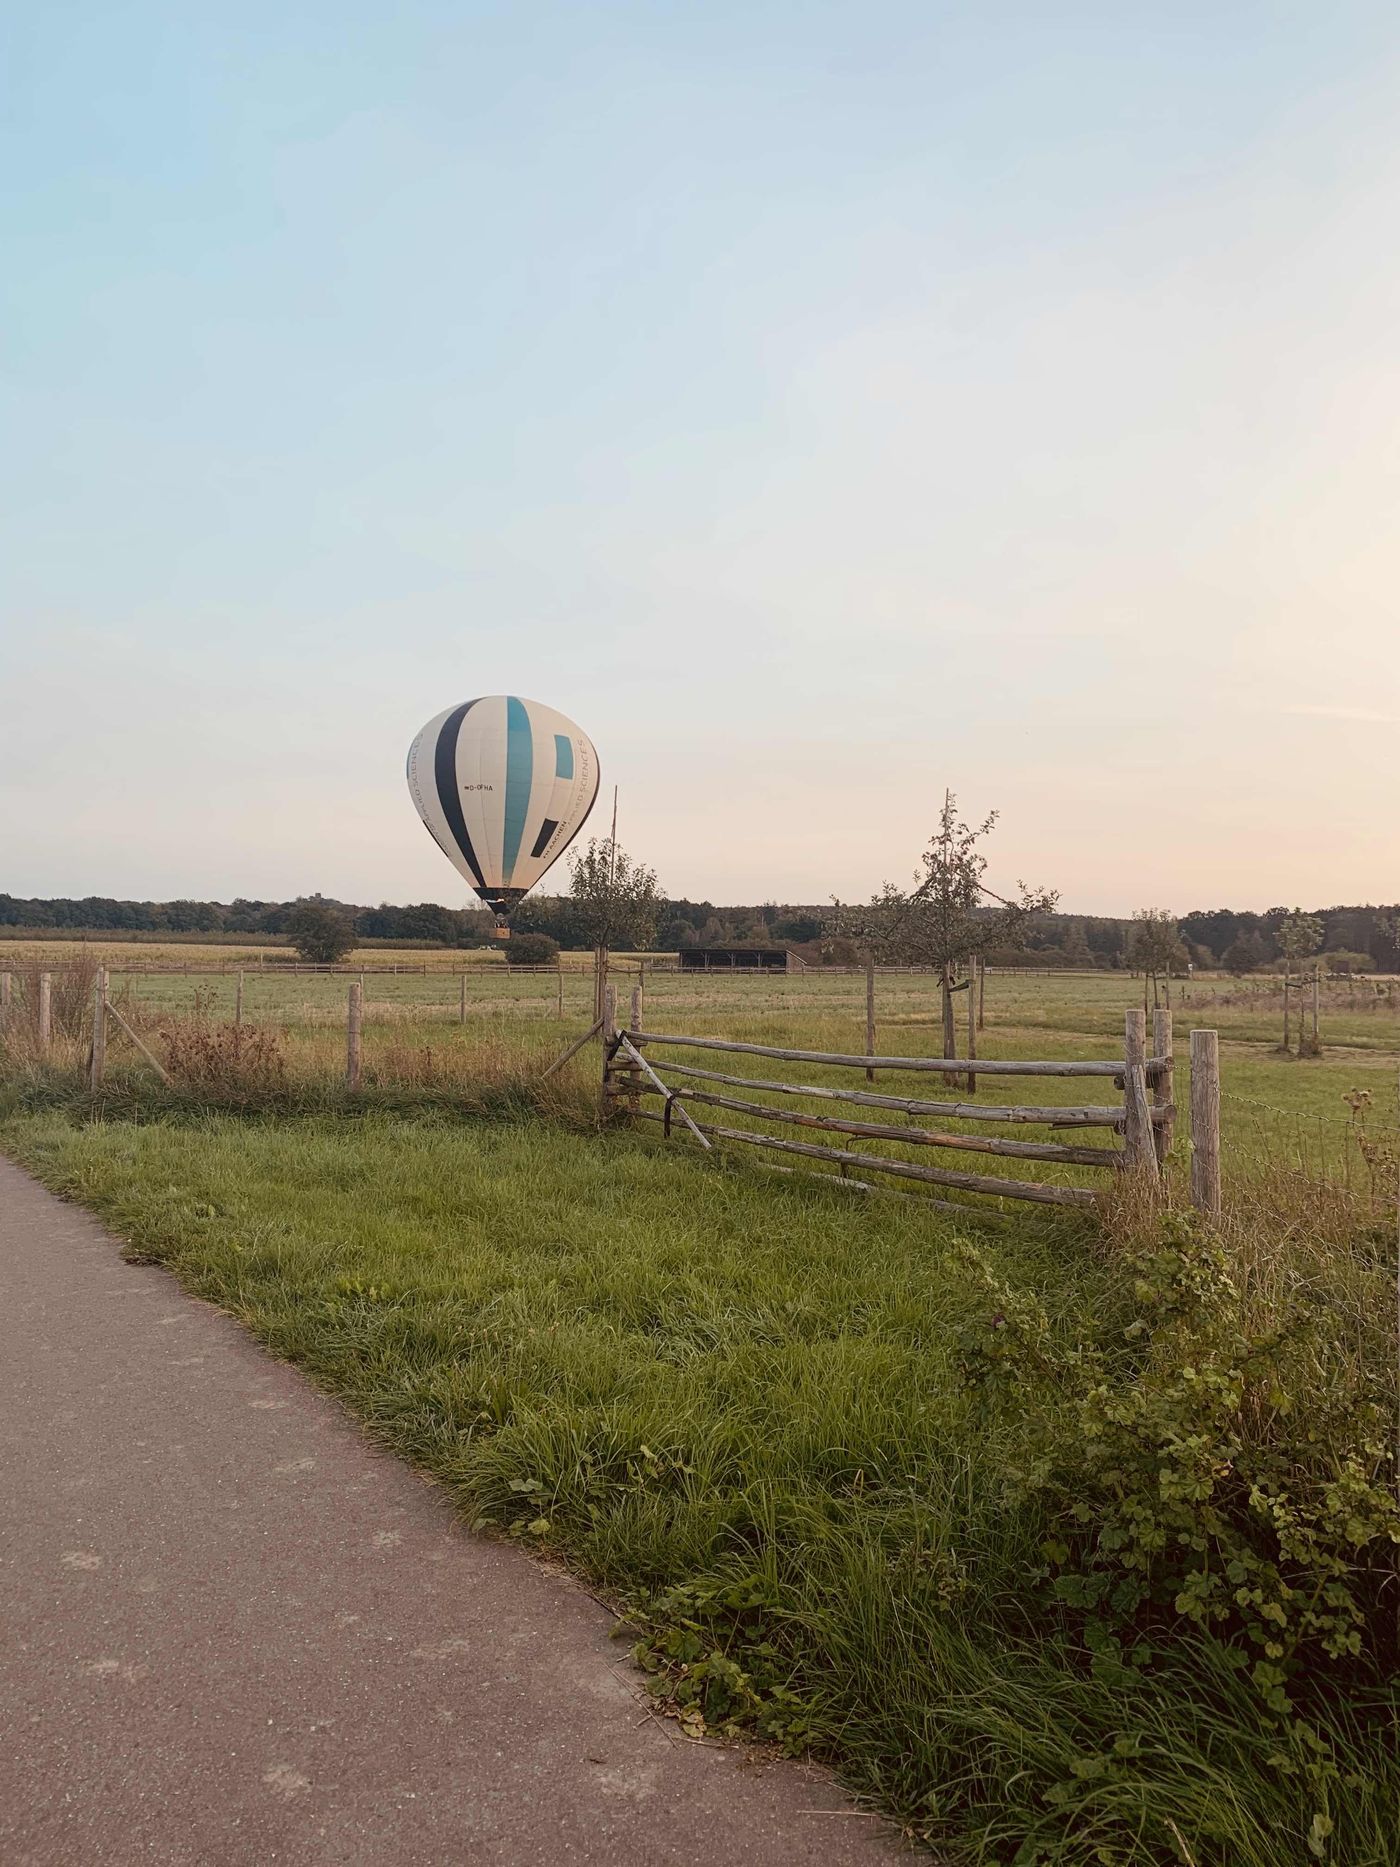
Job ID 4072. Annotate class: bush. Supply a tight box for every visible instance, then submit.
[1323,950,1375,976]
[161,1021,288,1095]
[507,932,559,967]
[958,1215,1400,1834]
[286,900,355,965]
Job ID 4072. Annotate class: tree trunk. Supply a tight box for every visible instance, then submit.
[593,945,609,1022]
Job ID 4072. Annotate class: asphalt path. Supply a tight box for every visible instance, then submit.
[0,1155,899,1865]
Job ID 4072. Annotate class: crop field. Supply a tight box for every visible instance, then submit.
[2,946,1399,1862]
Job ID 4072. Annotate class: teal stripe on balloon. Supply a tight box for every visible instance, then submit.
[554,734,574,779]
[502,698,533,885]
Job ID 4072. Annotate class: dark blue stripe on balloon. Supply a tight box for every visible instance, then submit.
[434,700,486,894]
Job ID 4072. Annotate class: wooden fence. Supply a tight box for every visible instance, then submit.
[599,985,1222,1216]
[1,964,1221,1218]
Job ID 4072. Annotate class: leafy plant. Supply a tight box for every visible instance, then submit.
[286,899,355,965]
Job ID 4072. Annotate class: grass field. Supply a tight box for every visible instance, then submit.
[2,947,1398,1862]
[4,941,1396,1203]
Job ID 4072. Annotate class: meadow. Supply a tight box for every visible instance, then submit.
[2,942,1398,1862]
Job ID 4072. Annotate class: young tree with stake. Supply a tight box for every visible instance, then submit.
[830,792,1057,1081]
[1272,908,1323,1053]
[568,837,664,1018]
[1128,909,1188,1008]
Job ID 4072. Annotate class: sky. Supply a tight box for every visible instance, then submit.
[4,1,1400,915]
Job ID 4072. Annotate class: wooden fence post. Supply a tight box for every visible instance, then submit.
[978,958,986,1031]
[38,972,52,1055]
[966,963,978,1096]
[459,973,467,1024]
[556,961,564,1019]
[1311,970,1320,1051]
[865,956,876,1082]
[1151,1006,1175,1164]
[599,984,618,1122]
[235,970,245,1028]
[90,969,108,1089]
[1190,1029,1221,1215]
[0,971,10,1021]
[346,981,363,1091]
[1122,1008,1158,1175]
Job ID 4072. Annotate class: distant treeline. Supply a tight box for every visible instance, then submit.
[4,892,1399,968]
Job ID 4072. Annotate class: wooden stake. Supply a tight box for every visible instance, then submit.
[966,963,978,1096]
[103,998,172,1084]
[865,956,876,1082]
[38,973,51,1054]
[1151,1006,1175,1164]
[540,1017,603,1080]
[599,984,618,1122]
[977,957,986,1031]
[0,972,10,1020]
[940,961,958,1083]
[1190,1029,1221,1215]
[346,981,363,1091]
[627,984,644,1120]
[90,969,107,1089]
[459,973,467,1024]
[1311,969,1320,1049]
[556,961,564,1019]
[1122,1009,1158,1175]
[235,971,244,1028]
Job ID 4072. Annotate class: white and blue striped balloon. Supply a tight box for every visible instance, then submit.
[406,696,600,919]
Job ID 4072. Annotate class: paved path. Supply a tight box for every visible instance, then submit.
[0,1156,898,1865]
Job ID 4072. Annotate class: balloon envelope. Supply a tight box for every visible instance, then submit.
[406,696,600,917]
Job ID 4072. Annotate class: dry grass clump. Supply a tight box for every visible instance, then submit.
[161,1021,288,1094]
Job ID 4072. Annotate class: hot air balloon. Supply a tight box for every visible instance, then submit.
[406,696,600,926]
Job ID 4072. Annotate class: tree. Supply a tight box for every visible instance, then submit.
[1127,909,1188,1007]
[1273,908,1323,1052]
[568,838,665,1016]
[1222,933,1265,976]
[286,899,355,965]
[832,792,1057,1075]
[507,931,559,967]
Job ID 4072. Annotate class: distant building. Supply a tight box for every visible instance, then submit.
[677,946,798,972]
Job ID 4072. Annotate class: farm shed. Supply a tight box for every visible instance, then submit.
[678,946,798,972]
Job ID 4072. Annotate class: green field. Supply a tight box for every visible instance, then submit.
[5,945,1396,1204]
[2,950,1398,1862]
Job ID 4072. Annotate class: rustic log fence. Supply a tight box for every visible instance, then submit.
[598,985,1221,1215]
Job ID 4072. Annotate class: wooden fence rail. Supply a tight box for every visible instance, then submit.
[603,990,1221,1215]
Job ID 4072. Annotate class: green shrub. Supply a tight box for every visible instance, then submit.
[959,1217,1400,1843]
[506,932,560,966]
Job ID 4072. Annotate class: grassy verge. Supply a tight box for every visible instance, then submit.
[3,1091,1397,1864]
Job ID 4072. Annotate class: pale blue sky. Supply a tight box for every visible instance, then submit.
[5,2,1399,912]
